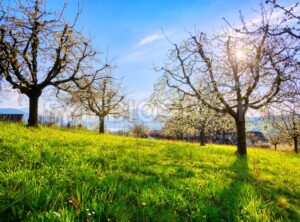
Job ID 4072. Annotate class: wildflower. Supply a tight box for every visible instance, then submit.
[88,212,92,216]
[141,202,147,207]
[277,198,288,209]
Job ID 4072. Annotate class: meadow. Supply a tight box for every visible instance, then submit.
[0,122,299,221]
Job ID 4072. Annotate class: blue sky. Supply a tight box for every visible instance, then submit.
[68,0,259,100]
[1,0,292,111]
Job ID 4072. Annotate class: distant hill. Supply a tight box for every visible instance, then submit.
[0,108,162,130]
[247,116,265,132]
[0,108,263,132]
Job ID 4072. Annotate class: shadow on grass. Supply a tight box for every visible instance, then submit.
[1,153,299,221]
[218,155,251,221]
[99,155,300,221]
[218,155,299,222]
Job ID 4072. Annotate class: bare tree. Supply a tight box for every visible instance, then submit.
[64,73,127,134]
[226,1,300,99]
[264,128,283,150]
[0,0,107,127]
[162,119,186,140]
[186,109,235,146]
[163,104,234,145]
[150,85,197,141]
[158,27,291,154]
[150,85,234,146]
[0,1,5,89]
[264,102,300,153]
[265,0,300,39]
[157,106,195,141]
[178,101,217,146]
[129,122,150,138]
[264,1,300,103]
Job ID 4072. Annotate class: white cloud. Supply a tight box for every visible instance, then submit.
[138,34,164,46]
[119,40,168,64]
[120,29,182,64]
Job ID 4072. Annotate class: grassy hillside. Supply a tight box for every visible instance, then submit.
[0,123,299,221]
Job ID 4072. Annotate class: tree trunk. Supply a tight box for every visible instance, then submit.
[99,117,105,134]
[222,130,226,144]
[274,143,277,151]
[293,137,299,153]
[235,116,247,155]
[27,91,41,127]
[200,129,206,146]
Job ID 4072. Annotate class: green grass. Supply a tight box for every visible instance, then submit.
[0,122,299,221]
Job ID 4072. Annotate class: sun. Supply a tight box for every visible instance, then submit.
[235,49,245,61]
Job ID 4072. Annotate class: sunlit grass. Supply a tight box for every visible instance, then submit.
[0,122,299,221]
